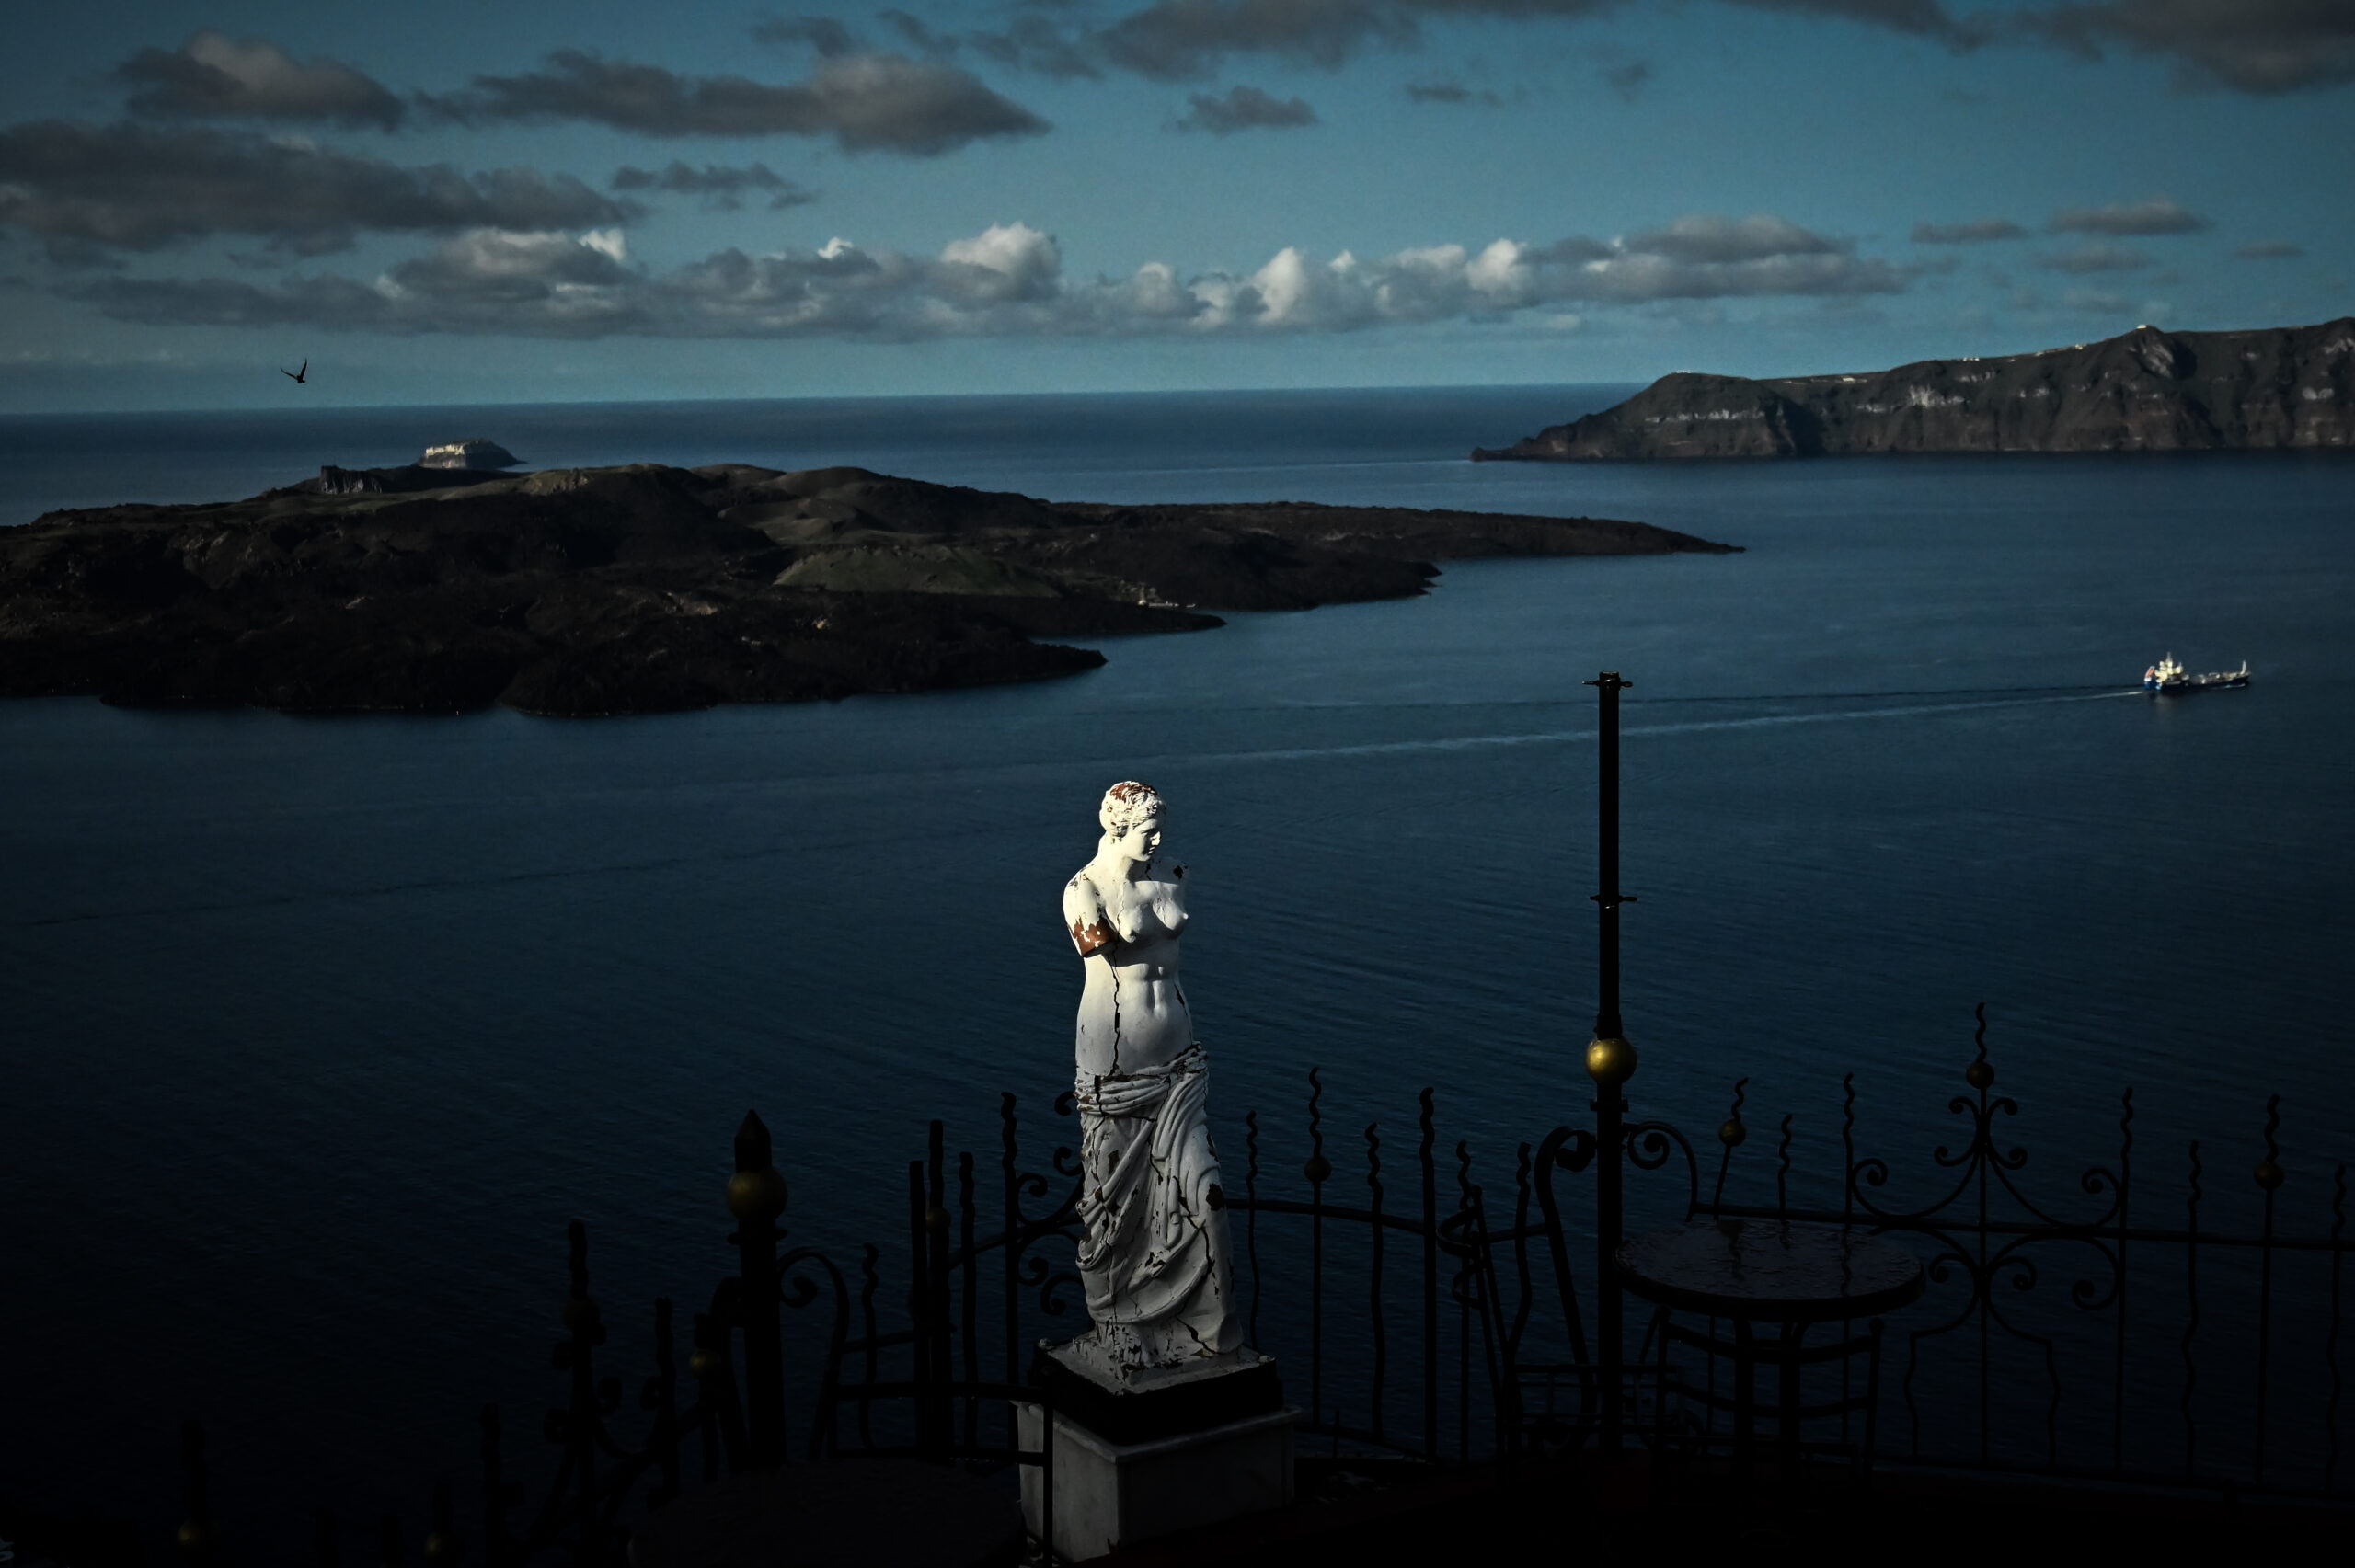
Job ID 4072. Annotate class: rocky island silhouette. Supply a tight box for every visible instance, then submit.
[0,460,1734,716]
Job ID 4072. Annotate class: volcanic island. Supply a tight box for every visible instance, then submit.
[1473,318,2355,461]
[0,457,1736,716]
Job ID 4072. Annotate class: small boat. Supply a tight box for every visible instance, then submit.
[2143,654,2250,694]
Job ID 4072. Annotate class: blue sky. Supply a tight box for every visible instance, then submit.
[3,2,2349,410]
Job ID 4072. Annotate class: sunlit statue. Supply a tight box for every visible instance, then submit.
[1063,781,1242,1371]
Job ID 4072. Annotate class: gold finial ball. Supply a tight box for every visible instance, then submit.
[1965,1059,1995,1091]
[1303,1154,1333,1184]
[688,1347,716,1379]
[177,1521,214,1556]
[1718,1118,1747,1149]
[925,1205,951,1232]
[2255,1160,2285,1192]
[1586,1036,1637,1085]
[425,1530,459,1565]
[726,1167,788,1221]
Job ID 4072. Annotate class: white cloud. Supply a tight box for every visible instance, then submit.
[1249,247,1334,326]
[1466,239,1535,302]
[938,222,1063,302]
[77,212,1910,340]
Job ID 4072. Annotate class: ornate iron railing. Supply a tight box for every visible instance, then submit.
[165,1072,1513,1567]
[154,1013,2354,1566]
[1234,1070,1511,1463]
[1500,1006,2355,1498]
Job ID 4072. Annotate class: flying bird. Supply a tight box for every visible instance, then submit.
[281,360,308,384]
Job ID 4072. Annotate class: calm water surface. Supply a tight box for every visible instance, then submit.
[2,390,2350,1545]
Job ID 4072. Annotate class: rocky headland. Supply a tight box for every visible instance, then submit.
[0,461,1735,716]
[1473,318,2355,461]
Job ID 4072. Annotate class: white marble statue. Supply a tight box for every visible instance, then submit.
[1062,781,1242,1372]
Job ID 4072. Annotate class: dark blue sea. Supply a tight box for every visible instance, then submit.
[3,390,2351,1548]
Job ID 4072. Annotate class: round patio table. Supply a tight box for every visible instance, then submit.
[1616,1219,1924,1484]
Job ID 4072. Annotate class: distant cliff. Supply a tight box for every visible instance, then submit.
[1473,318,2355,461]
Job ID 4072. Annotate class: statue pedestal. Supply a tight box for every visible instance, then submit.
[1019,1343,1295,1559]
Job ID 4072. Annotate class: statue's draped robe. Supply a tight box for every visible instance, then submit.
[1074,1043,1242,1363]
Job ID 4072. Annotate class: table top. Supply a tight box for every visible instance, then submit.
[1616,1219,1925,1323]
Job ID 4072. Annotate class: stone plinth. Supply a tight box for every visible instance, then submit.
[1018,1402,1297,1561]
[1032,1340,1283,1443]
[1019,1342,1294,1558]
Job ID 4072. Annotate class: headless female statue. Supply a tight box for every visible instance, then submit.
[1063,781,1241,1371]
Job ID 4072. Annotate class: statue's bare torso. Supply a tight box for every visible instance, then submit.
[1063,864,1190,1079]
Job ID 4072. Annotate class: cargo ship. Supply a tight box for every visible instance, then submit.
[2143,654,2250,694]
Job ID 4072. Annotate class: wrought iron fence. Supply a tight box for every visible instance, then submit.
[1494,1005,2355,1498]
[166,1071,1515,1567]
[1233,1070,1511,1464]
[158,1020,2354,1568]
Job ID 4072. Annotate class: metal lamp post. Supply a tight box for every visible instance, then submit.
[1584,671,1637,1454]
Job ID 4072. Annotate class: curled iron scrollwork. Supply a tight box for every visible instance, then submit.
[1624,1118,1701,1219]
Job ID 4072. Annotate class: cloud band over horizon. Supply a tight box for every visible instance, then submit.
[0,9,2344,407]
[68,215,1909,340]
